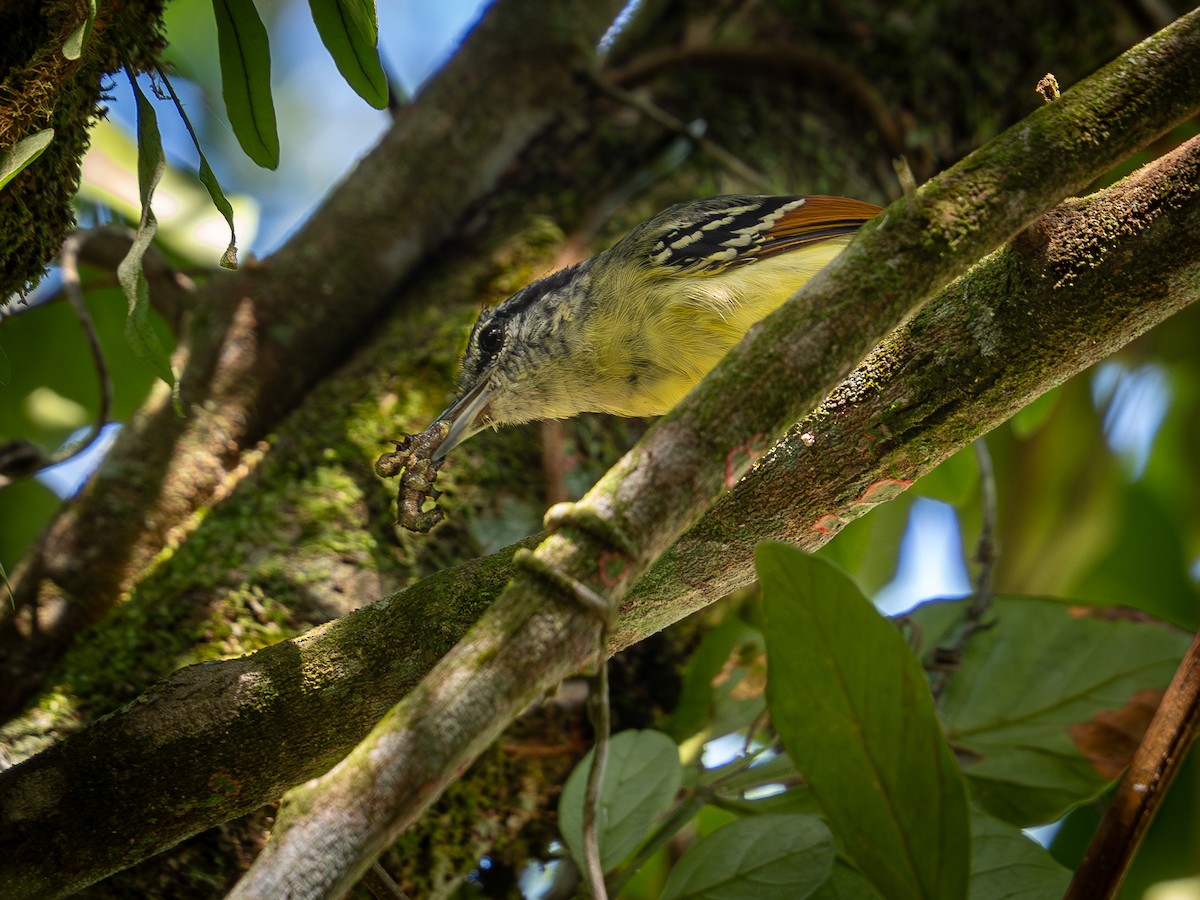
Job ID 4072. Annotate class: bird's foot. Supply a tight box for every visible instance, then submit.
[513,548,615,624]
[543,502,637,559]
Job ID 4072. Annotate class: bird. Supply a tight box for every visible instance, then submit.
[430,194,882,460]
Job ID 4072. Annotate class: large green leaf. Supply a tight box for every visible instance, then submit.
[758,543,970,900]
[660,814,835,900]
[968,810,1071,899]
[910,596,1189,825]
[309,0,388,109]
[558,729,682,873]
[212,0,279,168]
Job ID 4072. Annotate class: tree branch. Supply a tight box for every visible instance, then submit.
[229,16,1200,896]
[1065,627,1200,899]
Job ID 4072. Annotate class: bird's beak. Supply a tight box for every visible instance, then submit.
[431,378,494,461]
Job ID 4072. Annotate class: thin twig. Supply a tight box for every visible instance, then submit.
[605,44,915,173]
[61,232,113,448]
[581,624,612,900]
[931,437,999,699]
[1065,629,1200,899]
[588,71,775,191]
[12,231,120,483]
[361,862,411,900]
[742,706,772,756]
[970,437,998,607]
[893,156,918,196]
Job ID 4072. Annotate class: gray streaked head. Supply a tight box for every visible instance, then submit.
[432,259,595,458]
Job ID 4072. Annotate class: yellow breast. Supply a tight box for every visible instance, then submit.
[582,236,854,417]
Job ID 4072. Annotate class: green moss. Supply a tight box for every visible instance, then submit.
[1,0,167,297]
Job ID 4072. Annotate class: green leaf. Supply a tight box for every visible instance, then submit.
[968,810,1071,899]
[558,729,682,873]
[117,72,175,388]
[660,814,835,900]
[910,595,1189,825]
[63,0,97,59]
[152,64,239,268]
[0,128,55,191]
[212,0,279,168]
[758,543,970,900]
[664,617,766,744]
[809,860,884,899]
[309,0,388,109]
[1071,485,1198,630]
[0,343,9,385]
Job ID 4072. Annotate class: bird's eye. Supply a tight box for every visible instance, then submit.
[478,321,504,356]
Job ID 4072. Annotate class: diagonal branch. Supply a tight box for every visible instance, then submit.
[229,15,1200,897]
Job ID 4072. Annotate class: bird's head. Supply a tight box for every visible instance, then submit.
[431,260,597,459]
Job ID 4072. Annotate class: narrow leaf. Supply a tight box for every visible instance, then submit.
[910,596,1189,825]
[758,543,970,900]
[117,72,175,387]
[63,0,98,59]
[661,814,835,900]
[0,129,55,191]
[309,0,388,109]
[558,729,682,873]
[212,0,280,168]
[153,64,239,268]
[968,811,1071,899]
